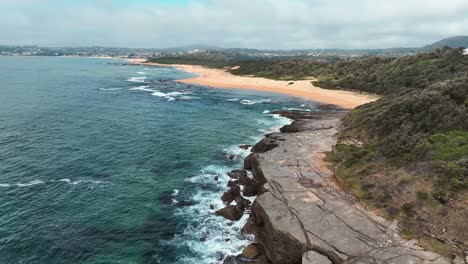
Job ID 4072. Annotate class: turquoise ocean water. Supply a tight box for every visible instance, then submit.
[0,57,315,264]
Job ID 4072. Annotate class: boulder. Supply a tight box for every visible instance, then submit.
[251,137,279,153]
[239,144,252,150]
[221,186,241,204]
[227,154,241,162]
[237,174,255,187]
[228,169,247,179]
[242,243,264,259]
[216,204,244,221]
[235,196,252,209]
[244,154,256,170]
[243,183,263,197]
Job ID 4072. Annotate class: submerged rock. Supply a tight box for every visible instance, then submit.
[227,154,241,162]
[239,144,252,150]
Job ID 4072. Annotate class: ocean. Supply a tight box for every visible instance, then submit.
[0,56,313,264]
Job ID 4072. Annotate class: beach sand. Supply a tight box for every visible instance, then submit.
[128,58,378,109]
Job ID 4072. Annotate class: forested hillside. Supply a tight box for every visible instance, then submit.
[229,47,468,94]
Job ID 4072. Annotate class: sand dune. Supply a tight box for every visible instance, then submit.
[129,58,378,109]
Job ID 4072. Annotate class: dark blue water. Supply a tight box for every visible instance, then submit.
[0,56,315,264]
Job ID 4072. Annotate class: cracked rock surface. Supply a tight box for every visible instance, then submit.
[244,110,453,264]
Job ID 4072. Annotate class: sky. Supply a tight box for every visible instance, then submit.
[0,0,467,49]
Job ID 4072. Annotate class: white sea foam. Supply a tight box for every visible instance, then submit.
[150,91,175,101]
[226,98,239,102]
[151,91,167,97]
[179,95,200,100]
[99,88,122,91]
[127,76,147,83]
[129,86,154,92]
[168,165,253,263]
[165,110,293,263]
[57,179,107,185]
[171,189,180,204]
[240,99,272,105]
[166,91,190,96]
[0,183,11,187]
[137,71,146,75]
[16,180,44,187]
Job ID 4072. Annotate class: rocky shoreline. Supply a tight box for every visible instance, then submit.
[216,108,456,264]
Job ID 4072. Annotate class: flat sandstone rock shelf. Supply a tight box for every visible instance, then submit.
[227,110,455,264]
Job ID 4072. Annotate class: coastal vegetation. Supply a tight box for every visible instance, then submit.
[229,47,468,94]
[322,49,468,257]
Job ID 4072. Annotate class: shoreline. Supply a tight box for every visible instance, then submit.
[219,109,452,264]
[127,58,379,109]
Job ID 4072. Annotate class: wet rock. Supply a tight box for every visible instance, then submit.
[216,204,244,221]
[221,186,241,204]
[242,243,264,259]
[316,104,342,111]
[251,137,279,153]
[242,183,263,197]
[255,254,271,264]
[227,181,237,187]
[235,196,251,209]
[214,175,220,181]
[227,154,241,162]
[239,144,252,150]
[244,154,256,170]
[228,169,247,179]
[209,204,215,210]
[237,174,255,187]
[223,255,248,264]
[279,122,302,133]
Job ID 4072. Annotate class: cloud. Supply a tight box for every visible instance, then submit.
[0,0,467,49]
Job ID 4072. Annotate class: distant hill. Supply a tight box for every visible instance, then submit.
[420,36,468,51]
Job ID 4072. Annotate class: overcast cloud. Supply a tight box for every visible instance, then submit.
[0,0,467,49]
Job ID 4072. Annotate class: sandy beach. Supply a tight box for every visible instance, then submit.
[129,58,378,109]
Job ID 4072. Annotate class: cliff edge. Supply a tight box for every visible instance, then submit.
[239,110,455,264]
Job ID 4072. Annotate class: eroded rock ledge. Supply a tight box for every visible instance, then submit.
[239,109,454,264]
